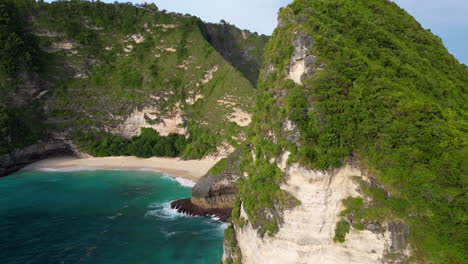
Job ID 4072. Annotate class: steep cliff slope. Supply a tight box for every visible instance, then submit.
[0,0,267,174]
[205,21,269,85]
[222,0,467,263]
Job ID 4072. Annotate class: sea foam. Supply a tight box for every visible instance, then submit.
[145,201,188,220]
[33,166,99,172]
[174,177,196,187]
[145,201,227,231]
[159,173,195,187]
[29,166,196,188]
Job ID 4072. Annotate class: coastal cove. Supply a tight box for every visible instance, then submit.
[1,0,465,262]
[25,156,220,181]
[0,167,226,264]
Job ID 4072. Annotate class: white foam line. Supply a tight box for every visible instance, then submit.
[174,177,196,187]
[146,201,227,225]
[31,166,99,172]
[151,171,195,187]
[146,201,189,219]
[24,166,196,187]
[218,222,229,230]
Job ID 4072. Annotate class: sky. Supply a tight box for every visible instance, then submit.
[68,0,468,64]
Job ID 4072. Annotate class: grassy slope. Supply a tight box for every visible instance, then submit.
[1,0,257,157]
[232,0,467,263]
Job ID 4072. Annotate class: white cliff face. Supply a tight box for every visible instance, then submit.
[289,59,307,85]
[230,108,252,127]
[231,163,393,264]
[288,33,317,85]
[113,104,187,137]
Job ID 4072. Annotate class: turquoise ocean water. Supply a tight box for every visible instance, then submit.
[0,168,225,264]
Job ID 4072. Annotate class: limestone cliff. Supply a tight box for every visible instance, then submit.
[223,161,411,264]
[221,0,467,263]
[0,138,73,177]
[0,0,262,174]
[221,7,404,262]
[1,1,465,262]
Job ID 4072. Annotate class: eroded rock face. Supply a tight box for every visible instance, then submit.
[171,149,243,221]
[191,169,240,209]
[191,150,243,209]
[114,104,187,138]
[170,198,232,222]
[224,163,410,264]
[388,220,410,252]
[0,139,73,177]
[288,33,317,84]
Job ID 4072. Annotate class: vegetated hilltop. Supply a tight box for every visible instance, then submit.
[0,0,268,168]
[222,0,467,263]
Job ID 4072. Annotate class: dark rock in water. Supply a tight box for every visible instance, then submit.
[172,149,244,223]
[171,198,232,222]
[191,149,244,209]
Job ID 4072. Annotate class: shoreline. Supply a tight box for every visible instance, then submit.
[24,156,218,182]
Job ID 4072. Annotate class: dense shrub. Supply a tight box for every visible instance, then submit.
[0,106,44,154]
[73,128,188,158]
[333,220,350,243]
[244,0,467,261]
[0,0,40,92]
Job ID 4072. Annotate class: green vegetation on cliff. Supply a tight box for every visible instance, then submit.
[236,0,467,262]
[0,0,40,90]
[223,225,242,264]
[230,140,300,237]
[29,0,254,129]
[333,220,350,243]
[0,105,44,154]
[0,0,260,158]
[0,1,45,154]
[237,154,300,237]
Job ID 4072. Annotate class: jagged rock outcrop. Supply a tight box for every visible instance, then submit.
[287,33,317,84]
[171,149,244,220]
[224,162,411,264]
[170,198,232,222]
[191,153,242,209]
[0,139,73,177]
[113,105,187,138]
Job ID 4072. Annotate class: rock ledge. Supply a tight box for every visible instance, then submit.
[171,198,232,222]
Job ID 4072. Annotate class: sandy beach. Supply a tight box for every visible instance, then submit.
[25,156,218,181]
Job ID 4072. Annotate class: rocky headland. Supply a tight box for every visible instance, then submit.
[170,149,243,222]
